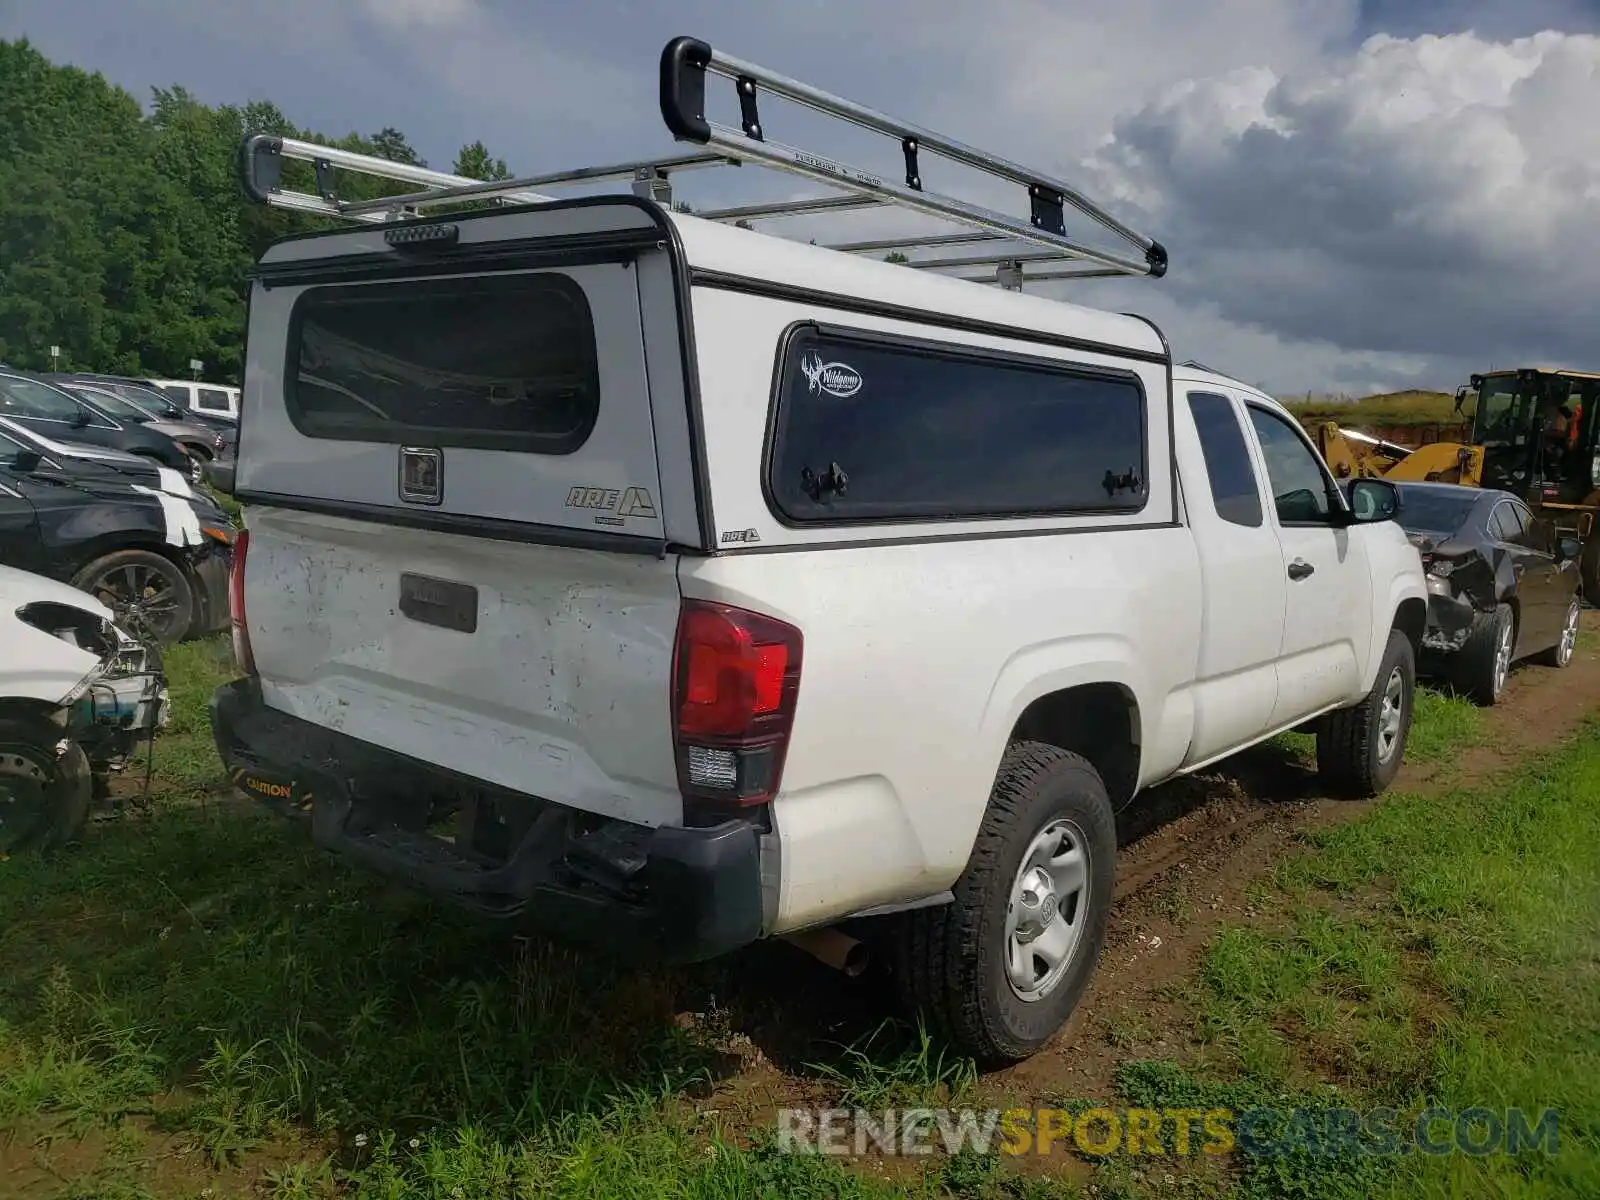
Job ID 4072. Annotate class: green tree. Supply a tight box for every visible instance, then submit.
[453,140,510,182]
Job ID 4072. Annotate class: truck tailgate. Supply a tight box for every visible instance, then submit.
[243,507,683,827]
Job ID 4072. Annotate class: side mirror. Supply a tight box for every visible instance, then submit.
[202,459,236,496]
[71,408,92,428]
[1557,536,1581,563]
[1346,477,1400,524]
[13,448,41,473]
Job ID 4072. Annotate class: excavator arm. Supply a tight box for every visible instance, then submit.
[1315,421,1483,486]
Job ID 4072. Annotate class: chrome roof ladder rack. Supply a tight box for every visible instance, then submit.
[237,34,1168,291]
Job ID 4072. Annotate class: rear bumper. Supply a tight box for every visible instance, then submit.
[1420,579,1479,656]
[209,678,765,964]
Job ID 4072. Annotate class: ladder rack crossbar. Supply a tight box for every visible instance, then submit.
[685,41,1155,256]
[235,35,1169,290]
[685,120,1152,276]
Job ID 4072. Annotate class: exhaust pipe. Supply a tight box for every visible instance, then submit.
[783,926,870,977]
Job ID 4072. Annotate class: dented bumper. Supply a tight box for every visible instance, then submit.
[210,677,765,964]
[1420,578,1480,655]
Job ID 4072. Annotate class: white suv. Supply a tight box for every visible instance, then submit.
[210,39,1427,1065]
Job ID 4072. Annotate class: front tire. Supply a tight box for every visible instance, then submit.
[891,742,1116,1067]
[1317,628,1415,797]
[71,549,196,646]
[0,718,93,855]
[1534,595,1581,668]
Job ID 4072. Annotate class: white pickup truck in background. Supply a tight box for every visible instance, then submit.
[210,38,1428,1066]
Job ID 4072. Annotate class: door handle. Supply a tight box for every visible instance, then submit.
[1287,559,1315,581]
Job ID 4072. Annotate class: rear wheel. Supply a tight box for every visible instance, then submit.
[1534,595,1581,668]
[0,717,92,855]
[71,549,195,646]
[891,742,1116,1066]
[1456,602,1515,705]
[1316,628,1415,797]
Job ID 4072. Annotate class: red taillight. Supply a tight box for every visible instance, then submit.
[671,600,802,809]
[228,528,255,675]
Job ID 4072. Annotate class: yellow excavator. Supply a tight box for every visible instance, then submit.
[1314,367,1600,598]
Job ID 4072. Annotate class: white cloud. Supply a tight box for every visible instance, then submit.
[6,0,1599,392]
[1080,29,1600,388]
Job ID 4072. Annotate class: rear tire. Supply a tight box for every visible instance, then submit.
[1456,602,1515,706]
[1534,595,1581,668]
[891,742,1116,1067]
[1317,628,1415,797]
[0,718,92,855]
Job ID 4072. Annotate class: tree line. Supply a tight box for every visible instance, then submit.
[0,38,513,383]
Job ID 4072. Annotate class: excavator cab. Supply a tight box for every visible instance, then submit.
[1463,369,1600,506]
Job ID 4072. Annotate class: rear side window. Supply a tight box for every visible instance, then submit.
[161,385,191,406]
[287,272,601,454]
[1490,501,1527,542]
[766,327,1148,524]
[1186,391,1262,527]
[197,388,232,413]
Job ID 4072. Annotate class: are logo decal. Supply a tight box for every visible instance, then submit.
[564,485,658,527]
[800,351,864,398]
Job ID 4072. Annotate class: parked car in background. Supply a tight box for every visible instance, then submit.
[148,378,240,422]
[1,563,168,852]
[0,419,235,644]
[49,374,237,454]
[1391,480,1582,704]
[55,380,229,468]
[0,370,194,477]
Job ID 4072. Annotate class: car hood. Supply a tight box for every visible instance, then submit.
[0,564,115,704]
[0,562,113,617]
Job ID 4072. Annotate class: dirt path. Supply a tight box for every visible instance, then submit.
[685,638,1600,1133]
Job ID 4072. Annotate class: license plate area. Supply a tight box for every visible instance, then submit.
[399,572,478,633]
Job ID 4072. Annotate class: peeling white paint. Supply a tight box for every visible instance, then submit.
[130,484,203,548]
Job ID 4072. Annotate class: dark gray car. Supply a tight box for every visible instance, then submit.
[0,371,194,477]
[57,381,228,469]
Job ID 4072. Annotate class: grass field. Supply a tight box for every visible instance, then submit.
[1283,390,1467,433]
[1,638,1595,1198]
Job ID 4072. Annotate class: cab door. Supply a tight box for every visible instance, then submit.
[1242,403,1372,726]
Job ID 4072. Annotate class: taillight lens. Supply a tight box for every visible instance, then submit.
[228,528,255,675]
[671,600,803,809]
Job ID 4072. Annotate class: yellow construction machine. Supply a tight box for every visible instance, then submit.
[1315,367,1600,597]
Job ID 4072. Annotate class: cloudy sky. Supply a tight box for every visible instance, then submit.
[3,0,1598,396]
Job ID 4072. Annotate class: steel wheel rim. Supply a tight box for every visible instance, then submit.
[1494,618,1513,695]
[85,561,183,642]
[0,747,55,855]
[1003,818,1090,1003]
[1376,665,1406,764]
[1559,600,1580,665]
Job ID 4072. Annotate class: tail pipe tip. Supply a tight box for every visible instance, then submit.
[782,926,870,978]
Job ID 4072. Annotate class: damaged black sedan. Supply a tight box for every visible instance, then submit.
[1392,481,1582,705]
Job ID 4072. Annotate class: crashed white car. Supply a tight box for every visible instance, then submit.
[2,564,168,853]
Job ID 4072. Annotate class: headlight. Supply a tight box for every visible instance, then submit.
[1428,559,1454,578]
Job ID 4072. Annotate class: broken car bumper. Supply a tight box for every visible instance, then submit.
[1420,578,1479,655]
[209,678,765,964]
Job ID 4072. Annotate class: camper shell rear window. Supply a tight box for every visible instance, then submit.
[285,272,601,454]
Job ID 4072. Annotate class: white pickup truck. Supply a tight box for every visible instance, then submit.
[211,39,1427,1065]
